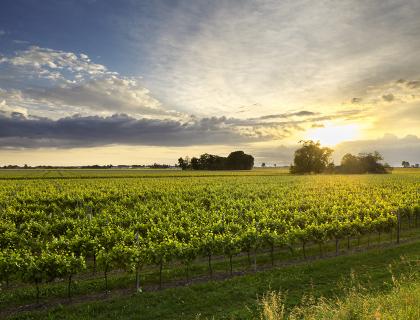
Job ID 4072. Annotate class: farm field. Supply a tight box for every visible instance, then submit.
[1,168,420,319]
[0,167,290,179]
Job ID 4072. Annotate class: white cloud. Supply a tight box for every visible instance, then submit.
[0,89,28,117]
[0,46,173,117]
[0,99,28,117]
[1,46,109,83]
[24,75,164,115]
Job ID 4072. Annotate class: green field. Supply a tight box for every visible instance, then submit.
[0,167,290,179]
[1,168,419,319]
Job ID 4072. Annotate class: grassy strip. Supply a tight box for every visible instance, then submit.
[260,273,420,319]
[5,238,420,319]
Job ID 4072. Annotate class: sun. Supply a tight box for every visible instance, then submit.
[305,123,360,146]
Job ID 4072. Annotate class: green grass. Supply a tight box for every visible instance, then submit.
[5,239,420,319]
[260,272,420,319]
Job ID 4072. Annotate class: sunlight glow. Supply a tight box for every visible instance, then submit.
[305,123,360,146]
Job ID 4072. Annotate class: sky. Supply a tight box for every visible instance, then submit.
[0,0,420,166]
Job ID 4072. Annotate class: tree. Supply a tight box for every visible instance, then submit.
[261,162,266,167]
[179,151,254,170]
[290,140,333,174]
[340,151,391,174]
[358,151,389,173]
[226,151,254,170]
[190,157,200,170]
[178,157,190,170]
[341,153,363,173]
[193,153,227,170]
[402,161,410,168]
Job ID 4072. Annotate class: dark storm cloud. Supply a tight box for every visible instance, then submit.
[0,106,365,149]
[0,113,269,148]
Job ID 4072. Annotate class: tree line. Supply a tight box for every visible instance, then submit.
[178,151,254,170]
[290,140,392,174]
[402,161,420,168]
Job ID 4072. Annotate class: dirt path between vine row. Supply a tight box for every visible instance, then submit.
[2,237,420,319]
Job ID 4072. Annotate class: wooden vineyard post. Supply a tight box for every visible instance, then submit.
[396,212,401,244]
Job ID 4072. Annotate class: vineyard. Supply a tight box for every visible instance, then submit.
[1,169,420,313]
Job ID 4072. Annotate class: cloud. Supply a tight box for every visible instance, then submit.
[23,75,164,115]
[0,103,370,148]
[253,110,318,120]
[0,46,168,117]
[0,106,341,149]
[0,113,269,149]
[1,46,107,81]
[358,79,420,105]
[397,79,420,89]
[0,98,28,117]
[307,109,364,123]
[0,30,6,37]
[406,80,420,89]
[382,93,394,102]
[123,0,420,118]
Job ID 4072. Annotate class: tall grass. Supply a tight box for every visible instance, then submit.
[260,267,420,319]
